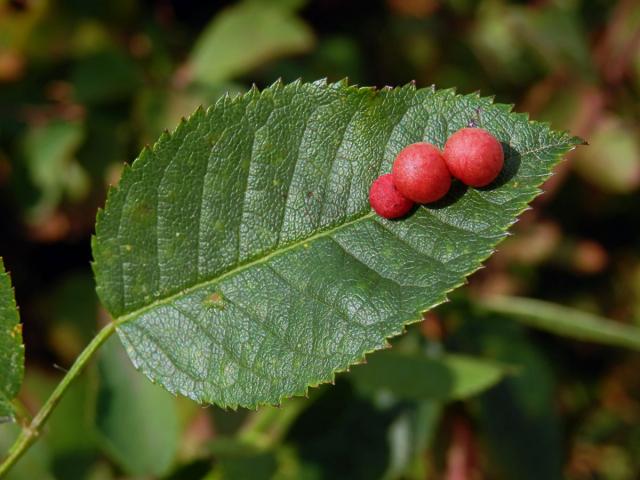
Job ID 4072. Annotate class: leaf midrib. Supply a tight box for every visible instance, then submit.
[115,210,376,326]
[113,138,575,328]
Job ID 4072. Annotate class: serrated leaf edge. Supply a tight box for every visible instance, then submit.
[92,79,582,409]
[0,257,25,422]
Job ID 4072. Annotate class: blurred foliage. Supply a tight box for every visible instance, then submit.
[1,0,640,478]
[94,337,181,477]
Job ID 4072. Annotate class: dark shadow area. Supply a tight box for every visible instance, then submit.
[287,381,394,480]
[478,142,522,190]
[52,453,99,480]
[164,459,213,480]
[350,352,457,401]
[426,180,469,210]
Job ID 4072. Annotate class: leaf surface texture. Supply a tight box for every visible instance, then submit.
[0,258,24,423]
[92,80,580,407]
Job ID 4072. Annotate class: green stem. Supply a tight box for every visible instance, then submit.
[0,322,116,477]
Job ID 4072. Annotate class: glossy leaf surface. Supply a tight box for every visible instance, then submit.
[92,80,580,408]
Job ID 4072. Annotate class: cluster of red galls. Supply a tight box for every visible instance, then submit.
[369,127,504,219]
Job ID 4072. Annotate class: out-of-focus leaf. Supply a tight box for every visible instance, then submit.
[94,336,179,477]
[92,80,579,409]
[511,5,594,77]
[475,328,563,480]
[273,445,322,480]
[0,0,48,53]
[384,401,441,480]
[0,258,23,424]
[597,0,640,84]
[21,368,98,479]
[256,34,365,90]
[69,21,111,57]
[528,80,587,131]
[470,1,531,84]
[634,47,640,91]
[268,0,307,9]
[21,120,88,216]
[573,116,640,194]
[72,49,141,104]
[351,350,506,401]
[207,439,277,480]
[188,1,314,85]
[135,83,245,146]
[303,35,364,84]
[225,453,277,480]
[84,461,116,480]
[478,296,640,351]
[287,382,394,480]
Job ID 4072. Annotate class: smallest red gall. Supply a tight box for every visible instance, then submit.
[369,173,414,219]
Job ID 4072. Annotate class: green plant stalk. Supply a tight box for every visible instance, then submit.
[0,321,117,477]
[476,295,640,351]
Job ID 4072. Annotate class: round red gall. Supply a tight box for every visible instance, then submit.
[391,142,451,203]
[443,127,504,187]
[369,173,414,219]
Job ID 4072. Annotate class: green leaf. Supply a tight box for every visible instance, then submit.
[188,1,314,85]
[22,120,89,216]
[350,351,506,401]
[477,296,640,351]
[0,258,24,424]
[94,336,179,476]
[92,80,580,408]
[573,115,640,193]
[510,5,594,78]
[384,401,442,479]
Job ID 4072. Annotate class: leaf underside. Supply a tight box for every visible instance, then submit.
[92,79,580,408]
[0,258,24,423]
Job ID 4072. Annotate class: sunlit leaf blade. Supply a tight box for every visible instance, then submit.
[350,351,506,401]
[0,258,24,424]
[477,295,640,351]
[92,79,581,408]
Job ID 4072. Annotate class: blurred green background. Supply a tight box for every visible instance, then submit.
[1,0,640,478]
